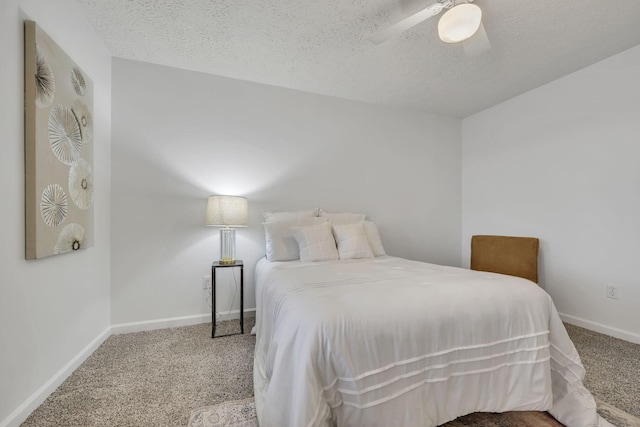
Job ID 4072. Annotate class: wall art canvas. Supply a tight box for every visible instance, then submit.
[24,21,94,259]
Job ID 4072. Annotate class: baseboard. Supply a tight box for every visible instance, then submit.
[218,308,256,322]
[0,326,111,427]
[111,309,256,335]
[560,312,640,345]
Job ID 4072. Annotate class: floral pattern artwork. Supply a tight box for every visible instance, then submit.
[25,21,94,259]
[48,104,83,165]
[72,99,93,145]
[71,67,86,96]
[40,184,68,227]
[35,47,55,108]
[54,223,86,254]
[69,158,94,209]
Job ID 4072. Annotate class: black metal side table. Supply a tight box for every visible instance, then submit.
[211,260,244,338]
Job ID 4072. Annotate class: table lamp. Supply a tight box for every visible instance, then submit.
[205,195,248,264]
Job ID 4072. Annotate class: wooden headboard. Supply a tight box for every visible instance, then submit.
[470,235,540,283]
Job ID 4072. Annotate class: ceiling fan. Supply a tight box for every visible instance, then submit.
[369,0,491,56]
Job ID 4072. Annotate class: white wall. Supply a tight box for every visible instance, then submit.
[110,58,462,325]
[0,1,111,425]
[462,45,640,343]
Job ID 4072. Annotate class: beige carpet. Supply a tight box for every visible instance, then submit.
[189,396,640,427]
[565,323,640,418]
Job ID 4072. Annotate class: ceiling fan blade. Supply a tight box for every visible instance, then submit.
[462,22,491,56]
[369,2,446,45]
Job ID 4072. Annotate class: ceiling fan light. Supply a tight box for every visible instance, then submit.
[438,3,482,43]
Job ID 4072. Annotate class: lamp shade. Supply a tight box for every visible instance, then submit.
[438,3,482,43]
[205,196,248,227]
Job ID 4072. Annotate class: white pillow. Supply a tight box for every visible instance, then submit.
[264,217,327,261]
[292,221,339,262]
[363,221,386,257]
[319,209,366,225]
[263,208,318,223]
[332,222,374,260]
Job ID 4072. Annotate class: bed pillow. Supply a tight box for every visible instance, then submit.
[292,221,339,262]
[263,208,318,223]
[318,209,366,225]
[363,221,386,257]
[332,222,374,260]
[264,217,327,261]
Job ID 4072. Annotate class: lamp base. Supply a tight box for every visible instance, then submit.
[219,228,236,265]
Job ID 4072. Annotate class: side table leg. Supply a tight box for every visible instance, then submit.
[240,265,244,334]
[212,266,216,338]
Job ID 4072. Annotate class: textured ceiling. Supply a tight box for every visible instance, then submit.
[73,0,640,117]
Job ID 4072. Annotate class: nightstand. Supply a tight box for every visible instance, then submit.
[211,260,244,338]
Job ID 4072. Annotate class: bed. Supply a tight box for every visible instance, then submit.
[253,256,613,427]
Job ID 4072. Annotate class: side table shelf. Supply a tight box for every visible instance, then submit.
[211,260,244,338]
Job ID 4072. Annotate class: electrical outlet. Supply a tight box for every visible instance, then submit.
[203,275,211,289]
[606,284,619,299]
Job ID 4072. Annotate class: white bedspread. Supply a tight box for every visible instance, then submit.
[253,256,613,427]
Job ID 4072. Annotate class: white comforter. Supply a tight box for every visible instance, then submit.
[253,256,613,427]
